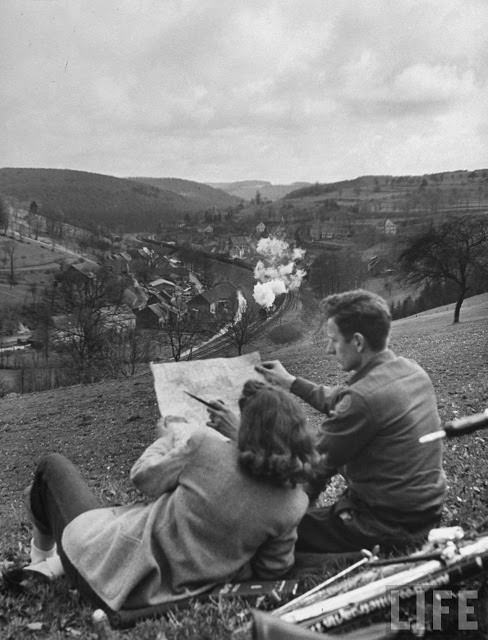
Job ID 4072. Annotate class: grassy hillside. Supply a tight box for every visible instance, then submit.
[0,168,197,233]
[283,168,488,220]
[129,177,242,209]
[1,294,487,637]
[0,234,87,310]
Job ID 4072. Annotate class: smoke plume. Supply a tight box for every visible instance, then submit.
[252,237,306,309]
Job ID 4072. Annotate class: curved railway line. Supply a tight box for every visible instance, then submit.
[188,289,300,360]
[137,236,301,361]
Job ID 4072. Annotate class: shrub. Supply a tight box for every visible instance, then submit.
[268,323,302,344]
[0,378,10,398]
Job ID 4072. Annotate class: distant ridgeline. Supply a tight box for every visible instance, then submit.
[1,167,487,234]
[0,168,241,233]
[283,169,488,219]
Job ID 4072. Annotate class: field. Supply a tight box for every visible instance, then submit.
[0,235,89,308]
[0,294,488,638]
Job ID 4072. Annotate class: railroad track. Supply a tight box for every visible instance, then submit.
[133,290,300,379]
[188,290,299,360]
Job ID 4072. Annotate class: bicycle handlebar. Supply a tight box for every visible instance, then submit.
[420,409,488,443]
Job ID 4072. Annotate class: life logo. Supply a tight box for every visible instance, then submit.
[390,586,479,633]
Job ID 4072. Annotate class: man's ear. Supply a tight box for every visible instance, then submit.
[353,332,366,352]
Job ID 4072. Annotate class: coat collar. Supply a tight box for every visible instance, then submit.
[348,349,395,385]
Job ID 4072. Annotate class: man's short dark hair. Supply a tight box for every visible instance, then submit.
[322,289,391,351]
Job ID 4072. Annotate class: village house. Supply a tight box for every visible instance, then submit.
[144,287,174,308]
[167,265,190,286]
[189,281,238,317]
[134,301,175,330]
[148,277,178,297]
[0,323,33,349]
[104,251,132,275]
[228,235,254,259]
[122,284,148,311]
[99,305,136,332]
[383,218,398,235]
[228,239,246,260]
[50,305,136,344]
[309,218,350,241]
[60,261,99,286]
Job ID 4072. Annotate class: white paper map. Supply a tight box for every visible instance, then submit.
[150,352,263,427]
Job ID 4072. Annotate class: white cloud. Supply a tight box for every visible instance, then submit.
[1,0,488,182]
[391,64,476,103]
[342,58,477,111]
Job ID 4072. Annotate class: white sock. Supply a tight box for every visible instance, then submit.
[30,537,57,564]
[24,555,65,580]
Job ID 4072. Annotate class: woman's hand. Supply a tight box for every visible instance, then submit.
[206,400,239,440]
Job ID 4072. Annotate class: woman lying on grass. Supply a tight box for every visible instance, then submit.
[9,380,320,615]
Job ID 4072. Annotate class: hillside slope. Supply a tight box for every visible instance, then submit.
[129,177,242,209]
[0,167,197,232]
[1,294,487,530]
[207,180,311,201]
[283,168,488,218]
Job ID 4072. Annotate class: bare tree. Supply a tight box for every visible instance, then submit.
[48,267,128,381]
[0,196,9,235]
[123,329,152,376]
[27,201,43,240]
[165,297,205,361]
[217,296,259,355]
[103,327,151,377]
[1,239,17,286]
[398,216,488,323]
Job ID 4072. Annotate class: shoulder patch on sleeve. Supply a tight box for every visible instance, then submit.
[334,394,352,414]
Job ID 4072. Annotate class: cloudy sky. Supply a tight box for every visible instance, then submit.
[2,0,488,184]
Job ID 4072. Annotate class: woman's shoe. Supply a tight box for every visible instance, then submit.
[2,555,65,593]
[2,565,51,594]
[23,555,65,580]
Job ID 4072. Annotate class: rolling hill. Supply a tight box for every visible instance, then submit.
[128,177,242,209]
[3,167,488,236]
[0,168,215,233]
[283,169,488,219]
[207,180,311,201]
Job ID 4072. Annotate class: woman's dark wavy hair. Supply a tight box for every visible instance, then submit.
[237,379,322,488]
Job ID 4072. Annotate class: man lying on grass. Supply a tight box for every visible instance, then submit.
[6,381,322,615]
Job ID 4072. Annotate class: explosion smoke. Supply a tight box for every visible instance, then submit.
[252,237,306,309]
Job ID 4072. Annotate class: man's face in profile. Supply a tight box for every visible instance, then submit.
[325,317,361,372]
